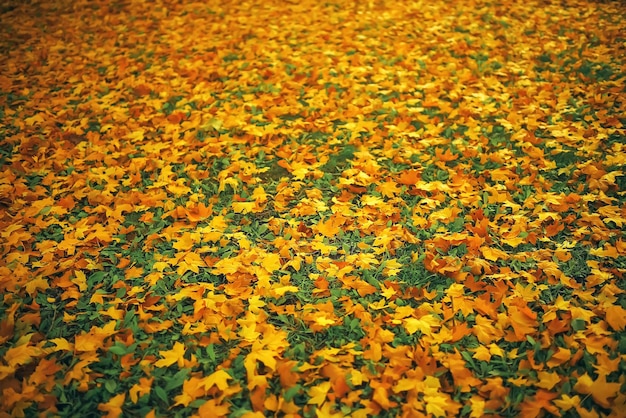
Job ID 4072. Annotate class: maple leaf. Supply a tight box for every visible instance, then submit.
[397,169,420,185]
[573,373,621,409]
[174,377,205,407]
[75,321,118,352]
[232,201,257,214]
[128,377,153,403]
[98,393,125,418]
[552,394,581,411]
[72,270,88,291]
[308,381,331,405]
[155,342,186,368]
[316,216,343,238]
[480,246,508,261]
[535,371,561,390]
[172,232,200,251]
[24,276,49,296]
[446,351,482,391]
[377,180,401,198]
[197,399,230,417]
[403,315,439,336]
[372,386,397,409]
[203,369,232,391]
[507,305,537,340]
[260,252,281,273]
[424,387,452,417]
[472,346,491,362]
[315,403,345,418]
[176,252,206,275]
[3,344,42,368]
[45,338,73,352]
[604,305,626,331]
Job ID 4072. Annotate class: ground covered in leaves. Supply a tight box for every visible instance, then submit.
[1,0,625,416]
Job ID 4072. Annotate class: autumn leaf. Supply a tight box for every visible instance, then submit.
[573,373,621,409]
[1,0,625,416]
[3,344,42,368]
[129,377,153,403]
[260,252,282,273]
[203,369,232,391]
[155,342,186,368]
[604,305,626,331]
[98,393,125,418]
[315,215,344,238]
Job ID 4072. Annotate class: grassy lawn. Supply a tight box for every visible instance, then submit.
[1,0,625,416]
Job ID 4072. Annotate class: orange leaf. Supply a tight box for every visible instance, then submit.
[197,399,230,417]
[397,169,420,185]
[4,344,42,368]
[573,373,621,409]
[372,386,397,409]
[508,305,537,341]
[316,215,344,238]
[435,147,458,162]
[604,305,626,331]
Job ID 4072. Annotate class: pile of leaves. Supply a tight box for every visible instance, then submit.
[1,0,625,416]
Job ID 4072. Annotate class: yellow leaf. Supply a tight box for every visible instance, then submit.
[271,285,299,297]
[552,394,581,411]
[535,371,561,390]
[403,315,438,336]
[247,295,266,314]
[203,369,232,391]
[380,283,396,299]
[126,129,145,141]
[469,395,485,418]
[424,388,450,417]
[604,305,626,331]
[315,316,336,327]
[316,216,342,238]
[47,338,73,352]
[261,253,281,273]
[232,201,256,214]
[253,350,277,371]
[72,271,88,291]
[393,377,423,393]
[24,276,49,296]
[152,261,170,272]
[4,344,42,368]
[349,370,365,386]
[308,381,331,405]
[129,377,153,403]
[173,232,199,251]
[373,386,397,409]
[377,180,401,198]
[472,346,491,362]
[573,373,621,408]
[251,186,268,202]
[239,324,260,342]
[480,246,508,261]
[155,342,186,368]
[25,113,46,125]
[176,252,206,275]
[488,344,505,358]
[546,347,571,368]
[403,317,423,335]
[98,393,125,418]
